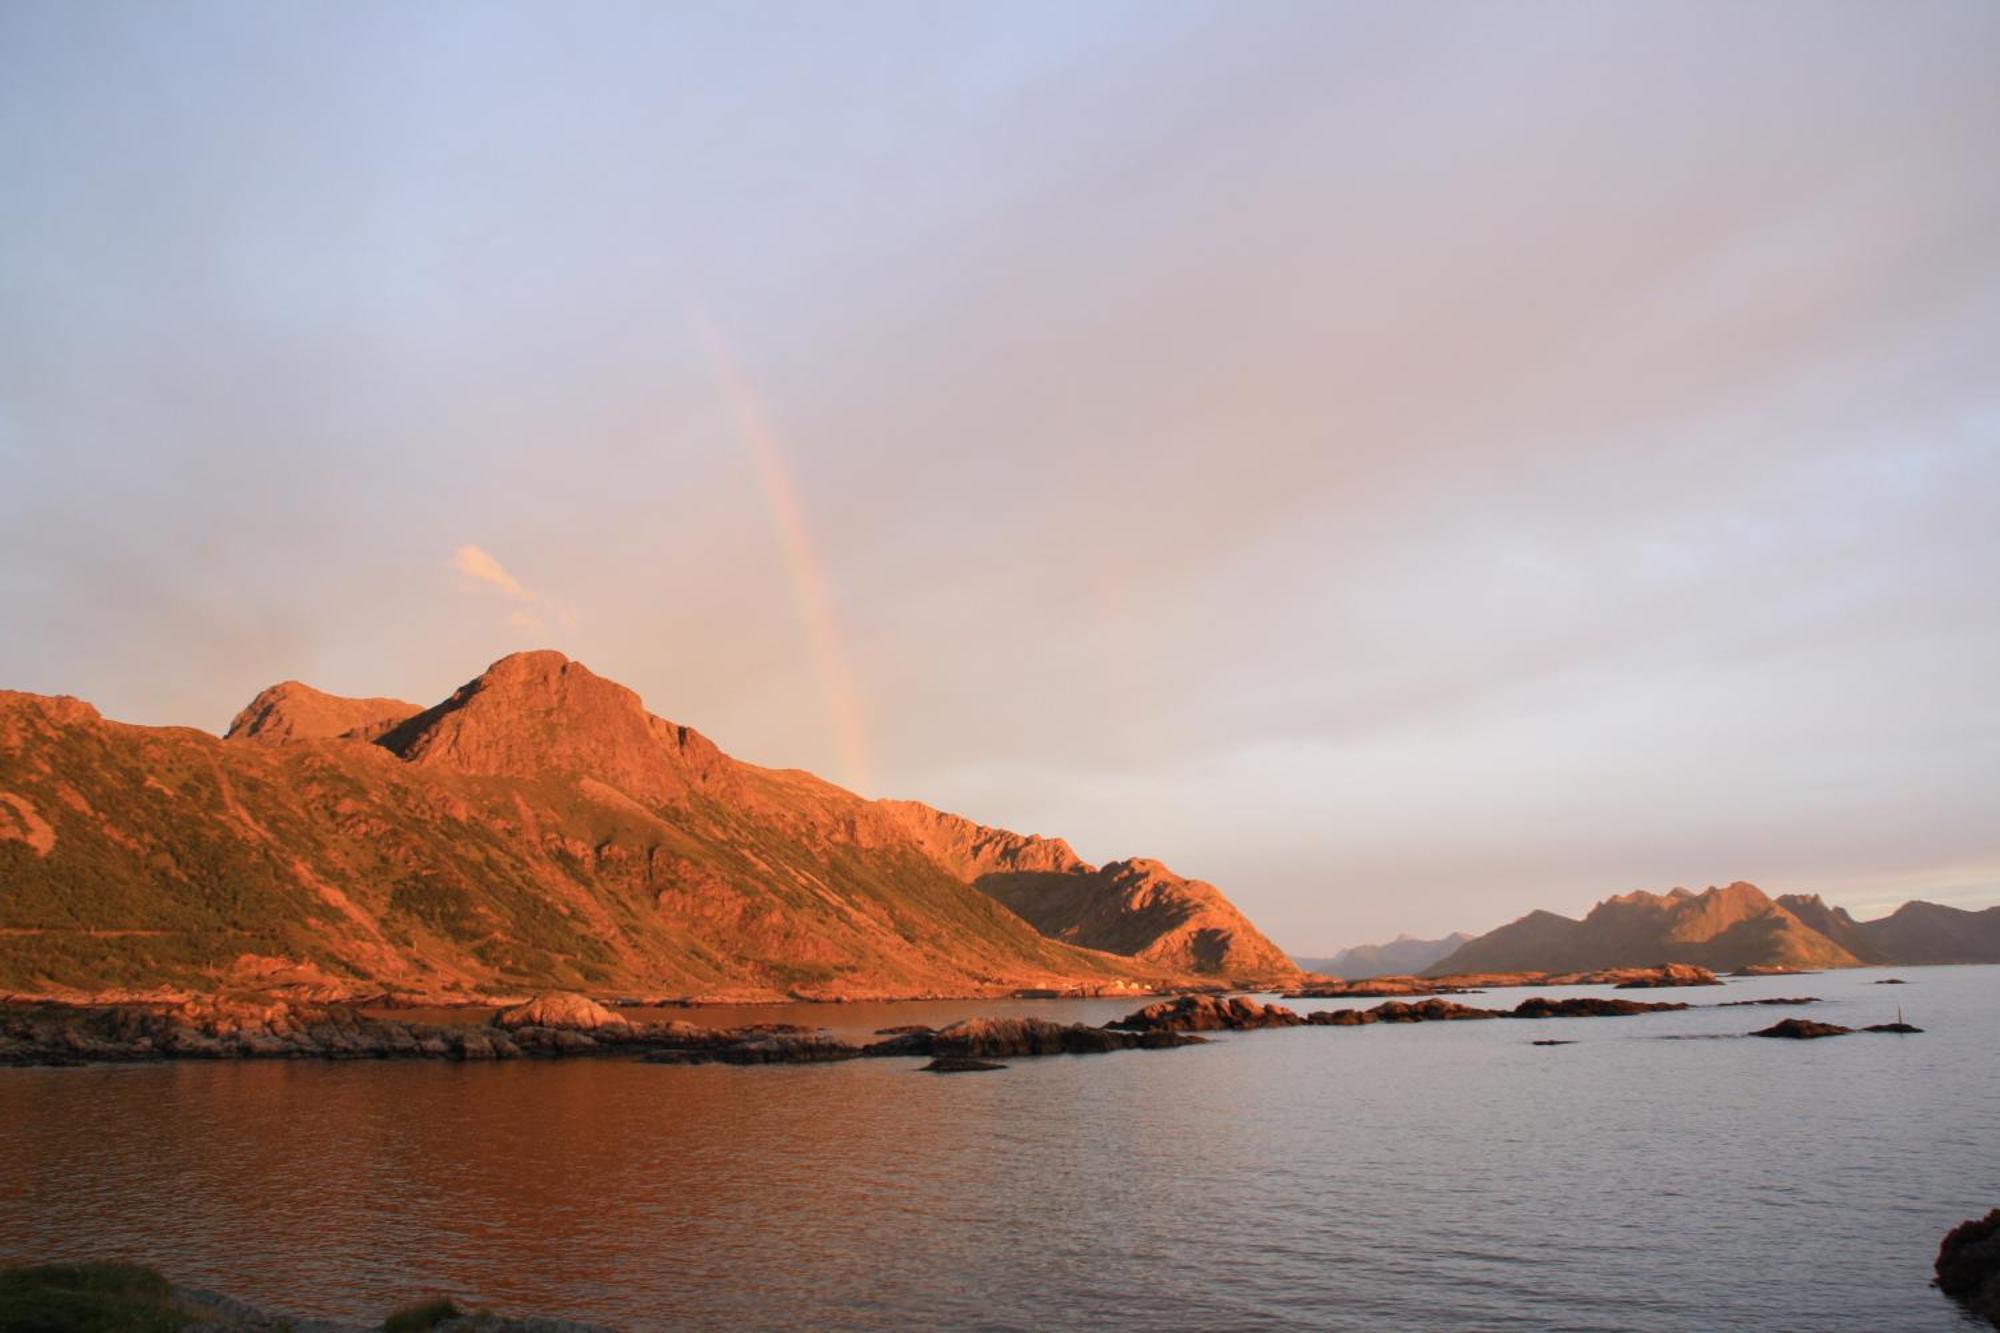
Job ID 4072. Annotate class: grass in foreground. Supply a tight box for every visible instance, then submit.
[381,1296,465,1332]
[0,1262,189,1333]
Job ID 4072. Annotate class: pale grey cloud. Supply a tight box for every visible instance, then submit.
[1,0,1995,948]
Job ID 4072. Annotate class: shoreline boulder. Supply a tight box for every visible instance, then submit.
[1937,1211,2000,1327]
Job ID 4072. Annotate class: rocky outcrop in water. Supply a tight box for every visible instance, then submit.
[1718,997,1821,1007]
[1281,976,1476,999]
[930,1016,1203,1057]
[1748,1017,1925,1039]
[495,993,631,1032]
[1509,995,1689,1018]
[1750,1018,1852,1039]
[1106,994,1303,1032]
[1300,999,1499,1025]
[1403,964,1722,990]
[922,1056,1007,1073]
[1937,1210,2000,1327]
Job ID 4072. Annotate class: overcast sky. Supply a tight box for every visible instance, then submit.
[4,1,1996,951]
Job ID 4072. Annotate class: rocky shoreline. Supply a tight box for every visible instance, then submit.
[0,984,1915,1070]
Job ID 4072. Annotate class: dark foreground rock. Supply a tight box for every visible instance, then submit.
[1751,1019,1852,1039]
[922,1056,1008,1072]
[1863,1021,1923,1034]
[1937,1210,2000,1328]
[1107,994,1303,1032]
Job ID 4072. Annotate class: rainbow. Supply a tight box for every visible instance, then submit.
[697,322,873,794]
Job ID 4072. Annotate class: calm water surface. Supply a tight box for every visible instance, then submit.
[2,966,1994,1330]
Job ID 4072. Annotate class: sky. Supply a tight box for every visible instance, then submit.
[3,1,1997,952]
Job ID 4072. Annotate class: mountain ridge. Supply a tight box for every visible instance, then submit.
[0,652,1297,1002]
[1425,882,2000,975]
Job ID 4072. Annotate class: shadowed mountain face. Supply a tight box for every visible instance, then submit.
[0,652,1296,1001]
[1839,899,2000,965]
[1295,933,1474,979]
[1426,883,2000,975]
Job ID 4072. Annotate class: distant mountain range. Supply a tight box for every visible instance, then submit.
[1422,882,2000,976]
[1294,933,1473,978]
[0,651,1297,1001]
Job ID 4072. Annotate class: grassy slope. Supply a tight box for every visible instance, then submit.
[0,696,1166,998]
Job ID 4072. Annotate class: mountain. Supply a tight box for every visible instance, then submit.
[1771,893,1884,963]
[1294,933,1474,978]
[1426,883,1860,975]
[1836,899,2000,965]
[0,652,1296,1001]
[1426,882,2000,975]
[226,682,421,745]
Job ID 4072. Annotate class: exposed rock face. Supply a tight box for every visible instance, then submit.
[966,856,1300,983]
[225,681,420,745]
[1106,994,1303,1033]
[1718,997,1821,1007]
[375,651,736,809]
[1936,1210,2000,1328]
[0,652,1289,1000]
[875,802,1087,878]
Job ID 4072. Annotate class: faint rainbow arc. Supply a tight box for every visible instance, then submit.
[696,322,873,794]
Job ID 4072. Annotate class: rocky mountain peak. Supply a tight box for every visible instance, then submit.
[374,652,729,806]
[226,681,421,744]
